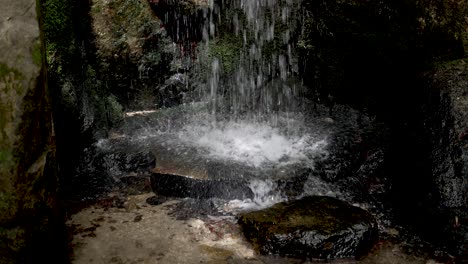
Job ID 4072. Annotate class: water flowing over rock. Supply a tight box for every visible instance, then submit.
[38,0,468,261]
[238,196,378,260]
[205,0,304,115]
[151,0,305,115]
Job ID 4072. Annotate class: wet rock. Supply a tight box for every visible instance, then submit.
[387,59,468,256]
[146,195,169,206]
[158,73,189,107]
[63,138,156,201]
[238,196,378,260]
[103,150,156,177]
[427,59,468,209]
[148,0,209,46]
[150,173,253,200]
[96,195,127,209]
[91,0,178,110]
[118,176,152,195]
[167,198,223,220]
[124,201,138,211]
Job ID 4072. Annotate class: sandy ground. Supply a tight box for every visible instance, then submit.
[67,193,444,264]
[68,193,259,264]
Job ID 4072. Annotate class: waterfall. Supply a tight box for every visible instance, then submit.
[198,0,303,117]
[145,0,329,170]
[112,0,328,177]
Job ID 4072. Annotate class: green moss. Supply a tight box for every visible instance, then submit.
[32,41,42,67]
[0,189,16,224]
[0,63,23,79]
[43,0,72,41]
[0,150,12,164]
[0,227,26,252]
[208,36,242,73]
[106,95,123,125]
[42,0,74,68]
[91,4,102,14]
[434,57,468,70]
[0,63,24,96]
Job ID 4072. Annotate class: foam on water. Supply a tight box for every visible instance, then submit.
[222,177,345,213]
[178,119,328,167]
[223,179,285,212]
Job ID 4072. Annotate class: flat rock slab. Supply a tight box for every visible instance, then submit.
[150,172,254,200]
[238,196,378,260]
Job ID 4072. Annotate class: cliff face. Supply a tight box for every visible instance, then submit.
[0,0,64,263]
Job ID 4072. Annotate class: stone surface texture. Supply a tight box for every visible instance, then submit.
[0,0,61,263]
[68,193,444,264]
[238,196,378,260]
[423,59,468,255]
[428,59,468,209]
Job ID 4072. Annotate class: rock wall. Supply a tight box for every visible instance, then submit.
[296,0,467,256]
[298,0,467,111]
[42,0,182,201]
[0,0,65,263]
[422,59,468,255]
[91,0,178,110]
[427,60,468,209]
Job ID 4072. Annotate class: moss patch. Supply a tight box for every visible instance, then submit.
[32,40,42,67]
[0,63,23,79]
[208,36,242,74]
[0,150,12,164]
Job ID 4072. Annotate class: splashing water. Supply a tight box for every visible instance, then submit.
[223,179,285,212]
[249,179,284,207]
[179,119,327,167]
[194,0,303,115]
[102,1,335,210]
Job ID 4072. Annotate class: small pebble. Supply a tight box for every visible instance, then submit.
[134,214,143,222]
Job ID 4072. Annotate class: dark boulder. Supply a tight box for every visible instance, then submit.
[97,138,156,178]
[238,196,378,260]
[103,150,156,177]
[118,176,152,195]
[150,173,253,200]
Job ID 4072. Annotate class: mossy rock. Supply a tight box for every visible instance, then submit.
[239,196,378,260]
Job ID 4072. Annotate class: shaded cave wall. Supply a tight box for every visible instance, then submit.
[42,0,179,201]
[298,0,467,254]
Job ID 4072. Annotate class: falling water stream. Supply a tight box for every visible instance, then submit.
[98,0,356,211]
[66,1,462,263]
[123,0,332,208]
[204,0,303,116]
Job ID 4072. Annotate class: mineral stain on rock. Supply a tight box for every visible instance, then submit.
[238,196,378,260]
